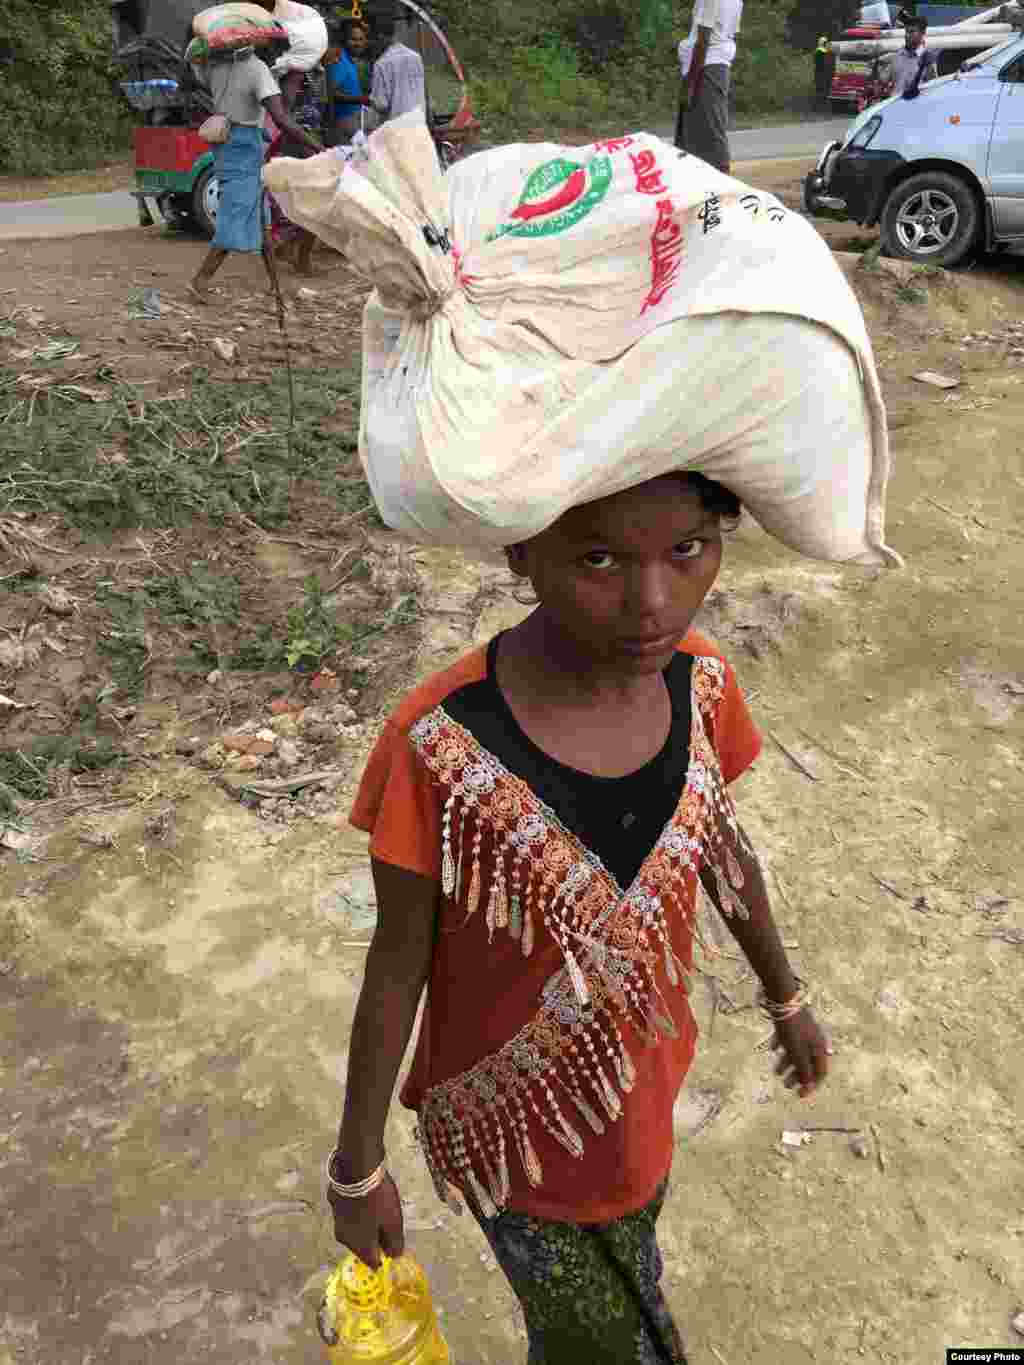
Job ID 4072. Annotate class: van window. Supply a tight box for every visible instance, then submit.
[962,36,1019,69]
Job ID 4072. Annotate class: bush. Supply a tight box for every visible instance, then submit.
[445,0,835,139]
[733,0,820,114]
[0,0,132,175]
[563,2,631,70]
[467,40,606,137]
[785,0,862,51]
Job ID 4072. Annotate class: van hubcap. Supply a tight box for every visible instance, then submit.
[895,189,959,255]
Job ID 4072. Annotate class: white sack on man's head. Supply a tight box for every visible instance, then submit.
[271,0,328,72]
[264,112,899,566]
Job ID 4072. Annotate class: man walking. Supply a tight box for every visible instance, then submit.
[884,15,937,98]
[675,0,743,175]
[369,13,426,123]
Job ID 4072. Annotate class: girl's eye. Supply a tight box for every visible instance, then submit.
[582,550,616,570]
[673,539,705,560]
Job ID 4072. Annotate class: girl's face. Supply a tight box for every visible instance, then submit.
[347,26,369,55]
[509,477,725,676]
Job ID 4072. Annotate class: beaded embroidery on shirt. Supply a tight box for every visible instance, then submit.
[407,655,753,1218]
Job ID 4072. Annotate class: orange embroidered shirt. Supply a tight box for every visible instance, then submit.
[350,629,761,1224]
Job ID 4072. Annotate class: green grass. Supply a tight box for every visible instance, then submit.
[94,569,245,696]
[0,364,388,707]
[0,735,123,804]
[0,367,364,536]
[896,283,928,305]
[226,575,419,674]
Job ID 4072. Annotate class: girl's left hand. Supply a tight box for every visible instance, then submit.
[772,1008,833,1099]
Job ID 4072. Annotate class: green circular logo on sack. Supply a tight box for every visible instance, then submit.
[487,154,613,242]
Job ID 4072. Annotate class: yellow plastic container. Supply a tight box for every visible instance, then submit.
[317,1253,451,1365]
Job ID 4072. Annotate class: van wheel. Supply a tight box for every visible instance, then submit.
[880,171,978,268]
[191,168,220,239]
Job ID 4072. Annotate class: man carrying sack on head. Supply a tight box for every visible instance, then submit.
[674,0,743,175]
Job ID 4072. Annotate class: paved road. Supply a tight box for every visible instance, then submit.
[0,190,141,240]
[655,116,849,160]
[0,118,851,241]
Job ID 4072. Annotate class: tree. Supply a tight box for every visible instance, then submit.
[0,0,130,174]
[785,0,862,50]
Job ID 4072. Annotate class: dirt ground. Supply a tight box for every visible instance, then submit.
[1,172,1023,1365]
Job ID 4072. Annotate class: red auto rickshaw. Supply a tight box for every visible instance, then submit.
[112,0,481,235]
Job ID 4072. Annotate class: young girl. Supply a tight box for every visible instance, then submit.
[327,469,832,1363]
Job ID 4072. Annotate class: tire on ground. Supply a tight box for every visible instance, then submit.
[880,170,979,269]
[191,167,219,239]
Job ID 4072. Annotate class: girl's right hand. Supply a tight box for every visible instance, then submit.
[327,1173,405,1269]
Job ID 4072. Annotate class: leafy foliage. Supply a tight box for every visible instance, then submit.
[785,0,862,51]
[733,1,821,114]
[1,0,883,175]
[0,0,133,174]
[436,0,822,137]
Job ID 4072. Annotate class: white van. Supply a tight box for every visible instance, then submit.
[805,35,1024,266]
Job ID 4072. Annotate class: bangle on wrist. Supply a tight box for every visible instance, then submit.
[757,975,811,1022]
[325,1147,388,1198]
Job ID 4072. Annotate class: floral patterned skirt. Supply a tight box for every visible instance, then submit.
[471,1180,688,1364]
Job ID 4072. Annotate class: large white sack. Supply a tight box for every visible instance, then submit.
[265,114,899,566]
[271,0,327,72]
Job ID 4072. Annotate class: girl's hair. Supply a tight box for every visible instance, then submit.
[678,472,742,527]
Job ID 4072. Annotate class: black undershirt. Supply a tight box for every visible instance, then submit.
[441,635,693,889]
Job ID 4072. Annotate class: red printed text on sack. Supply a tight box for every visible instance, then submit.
[641,197,683,314]
[629,149,667,197]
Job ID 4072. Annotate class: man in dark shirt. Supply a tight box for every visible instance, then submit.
[886,16,937,98]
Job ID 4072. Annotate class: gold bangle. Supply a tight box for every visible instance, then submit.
[325,1148,387,1198]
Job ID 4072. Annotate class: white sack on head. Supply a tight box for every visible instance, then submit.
[264,114,899,566]
[271,0,327,72]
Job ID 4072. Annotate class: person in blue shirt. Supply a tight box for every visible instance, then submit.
[327,20,374,145]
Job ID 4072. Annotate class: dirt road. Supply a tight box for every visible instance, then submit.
[1,177,1023,1365]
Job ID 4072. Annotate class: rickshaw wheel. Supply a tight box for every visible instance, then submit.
[191,168,219,239]
[157,194,192,230]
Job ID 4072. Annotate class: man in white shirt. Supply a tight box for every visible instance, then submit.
[369,14,426,123]
[674,0,743,174]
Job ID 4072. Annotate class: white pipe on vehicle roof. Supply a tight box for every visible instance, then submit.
[832,30,1008,52]
[950,0,1019,25]
[877,21,1012,35]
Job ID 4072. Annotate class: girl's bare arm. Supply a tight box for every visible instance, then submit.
[699,827,797,1004]
[334,859,440,1179]
[327,860,439,1267]
[700,825,831,1097]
